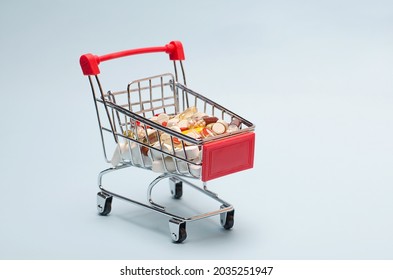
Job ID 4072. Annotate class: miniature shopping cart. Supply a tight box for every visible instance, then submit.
[79,41,255,243]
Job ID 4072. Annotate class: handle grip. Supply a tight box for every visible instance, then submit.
[80,41,185,76]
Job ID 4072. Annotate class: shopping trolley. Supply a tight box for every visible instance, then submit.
[79,41,255,243]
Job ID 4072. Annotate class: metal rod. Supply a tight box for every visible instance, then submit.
[88,76,111,163]
[98,167,233,223]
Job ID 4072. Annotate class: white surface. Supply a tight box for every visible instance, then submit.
[0,0,392,259]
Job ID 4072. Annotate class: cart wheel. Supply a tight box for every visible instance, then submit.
[97,192,112,216]
[177,227,187,243]
[169,219,187,243]
[220,207,235,230]
[169,177,183,199]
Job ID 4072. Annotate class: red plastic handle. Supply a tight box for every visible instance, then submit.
[80,41,185,76]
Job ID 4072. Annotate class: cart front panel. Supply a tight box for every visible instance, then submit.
[202,132,255,181]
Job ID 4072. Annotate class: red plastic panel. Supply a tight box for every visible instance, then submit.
[202,132,255,181]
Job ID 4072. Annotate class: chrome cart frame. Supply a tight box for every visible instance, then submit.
[80,41,255,243]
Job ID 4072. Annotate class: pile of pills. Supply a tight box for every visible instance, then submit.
[149,106,241,141]
[111,106,242,177]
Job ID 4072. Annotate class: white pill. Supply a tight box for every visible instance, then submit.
[189,164,201,177]
[165,158,177,172]
[152,160,165,173]
[112,141,145,166]
[216,119,229,129]
[142,155,152,167]
[150,116,159,123]
[150,142,172,160]
[192,111,208,121]
[177,119,189,130]
[129,142,143,165]
[175,145,200,160]
[212,122,226,134]
[174,160,189,172]
[151,157,176,173]
[151,156,201,175]
[227,124,240,133]
[184,130,200,139]
[159,132,171,144]
[157,113,169,124]
[111,143,122,166]
[167,118,180,127]
[170,125,182,133]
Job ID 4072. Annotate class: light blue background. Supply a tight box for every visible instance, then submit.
[0,0,392,259]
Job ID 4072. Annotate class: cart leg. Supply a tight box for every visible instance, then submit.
[96,165,131,215]
[97,192,113,216]
[169,177,183,199]
[169,219,187,243]
[220,205,235,230]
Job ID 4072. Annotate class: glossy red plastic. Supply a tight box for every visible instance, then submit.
[201,132,255,181]
[80,41,185,76]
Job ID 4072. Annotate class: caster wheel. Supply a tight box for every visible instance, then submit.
[169,219,187,243]
[220,207,235,230]
[169,177,183,199]
[97,192,112,216]
[176,227,187,243]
